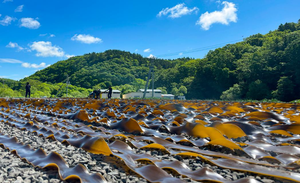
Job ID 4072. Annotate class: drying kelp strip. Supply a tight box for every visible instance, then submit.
[156,161,226,182]
[0,113,185,182]
[175,152,300,182]
[2,98,300,183]
[0,134,106,183]
[247,140,300,155]
[109,140,289,182]
[0,111,292,165]
[0,118,112,156]
[109,140,224,182]
[210,158,300,182]
[2,108,298,182]
[3,115,259,183]
[132,136,277,167]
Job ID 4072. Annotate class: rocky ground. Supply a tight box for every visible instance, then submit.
[0,120,293,183]
[0,98,299,183]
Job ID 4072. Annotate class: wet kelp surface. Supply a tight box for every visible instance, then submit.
[1,98,300,182]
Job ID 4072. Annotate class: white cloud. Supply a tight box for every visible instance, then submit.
[3,0,13,3]
[6,42,24,51]
[196,1,237,30]
[0,58,49,69]
[25,48,32,52]
[39,33,55,38]
[0,58,23,63]
[30,41,65,57]
[66,54,75,58]
[71,34,102,44]
[179,52,183,56]
[20,18,40,29]
[148,54,155,58]
[157,3,198,18]
[135,49,138,52]
[21,63,30,67]
[0,16,16,26]
[21,62,50,69]
[15,5,24,12]
[144,48,151,53]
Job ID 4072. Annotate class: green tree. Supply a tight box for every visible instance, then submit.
[157,87,167,94]
[220,84,242,100]
[178,86,187,96]
[132,78,146,91]
[0,87,15,97]
[171,87,179,96]
[272,76,294,102]
[246,80,270,100]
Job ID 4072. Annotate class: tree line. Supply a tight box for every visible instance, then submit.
[1,20,300,101]
[188,20,300,101]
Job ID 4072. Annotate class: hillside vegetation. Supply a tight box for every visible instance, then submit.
[1,20,300,101]
[188,20,300,101]
[0,78,91,98]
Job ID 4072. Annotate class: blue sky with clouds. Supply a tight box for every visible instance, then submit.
[0,0,299,80]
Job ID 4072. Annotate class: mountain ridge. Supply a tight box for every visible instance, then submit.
[1,20,300,101]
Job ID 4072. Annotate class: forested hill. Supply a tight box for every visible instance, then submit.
[27,50,190,89]
[187,20,300,101]
[18,20,300,101]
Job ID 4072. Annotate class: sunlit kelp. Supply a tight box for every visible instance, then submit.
[1,98,300,182]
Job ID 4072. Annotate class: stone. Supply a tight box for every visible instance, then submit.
[232,174,238,180]
[88,161,96,166]
[42,174,48,180]
[49,179,61,183]
[23,178,32,183]
[38,177,44,182]
[225,174,232,180]
[261,178,274,183]
[79,157,89,164]
[8,172,17,178]
[109,169,119,175]
[16,176,23,181]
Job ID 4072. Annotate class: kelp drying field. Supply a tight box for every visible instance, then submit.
[0,98,300,183]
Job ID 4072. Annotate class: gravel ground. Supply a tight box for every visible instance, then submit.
[0,145,63,183]
[0,121,147,183]
[1,105,299,183]
[134,148,293,183]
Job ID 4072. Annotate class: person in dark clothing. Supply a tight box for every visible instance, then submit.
[92,89,101,99]
[107,87,112,99]
[25,82,31,98]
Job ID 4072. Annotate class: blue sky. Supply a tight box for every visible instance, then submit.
[0,0,299,80]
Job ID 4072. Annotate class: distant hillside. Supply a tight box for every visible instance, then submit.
[26,50,194,96]
[27,50,186,88]
[18,20,300,101]
[0,78,19,88]
[188,20,300,101]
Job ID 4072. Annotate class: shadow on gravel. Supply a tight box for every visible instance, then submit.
[38,166,80,183]
[90,153,143,181]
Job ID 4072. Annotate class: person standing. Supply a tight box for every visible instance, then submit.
[108,87,112,99]
[92,89,101,99]
[25,82,31,98]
